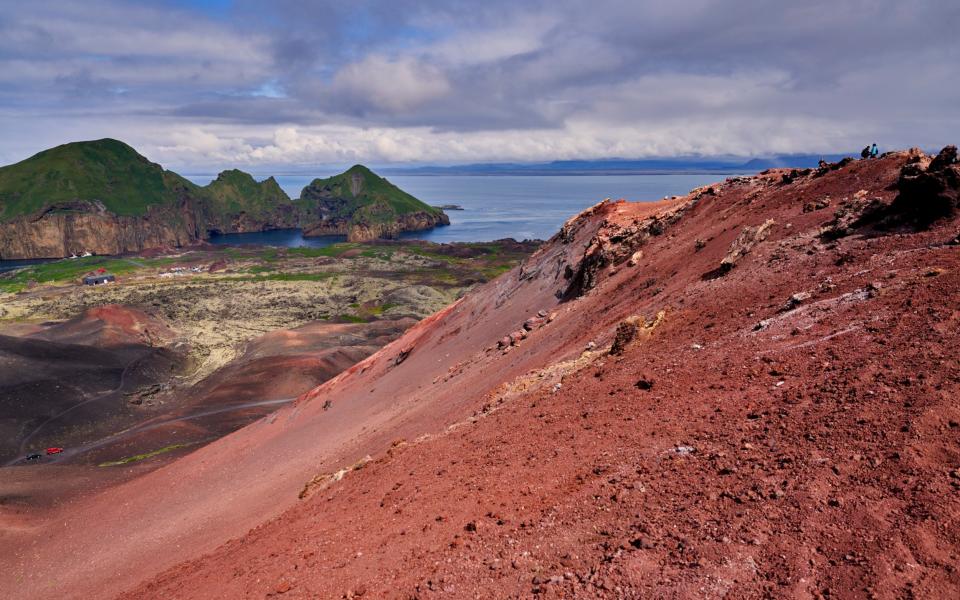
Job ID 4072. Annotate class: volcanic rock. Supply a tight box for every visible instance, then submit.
[717,219,775,273]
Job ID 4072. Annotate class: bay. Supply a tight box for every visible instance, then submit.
[0,257,59,274]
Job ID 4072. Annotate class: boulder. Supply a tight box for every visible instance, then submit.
[523,316,546,331]
[889,145,959,227]
[608,310,666,356]
[704,220,775,278]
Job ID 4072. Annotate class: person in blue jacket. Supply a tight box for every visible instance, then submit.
[870,143,879,158]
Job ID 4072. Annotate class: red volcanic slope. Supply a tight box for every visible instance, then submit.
[28,304,178,348]
[184,319,419,408]
[72,319,420,467]
[4,151,960,599]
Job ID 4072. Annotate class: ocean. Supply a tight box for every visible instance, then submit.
[199,173,731,245]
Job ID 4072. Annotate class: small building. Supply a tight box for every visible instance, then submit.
[82,273,115,286]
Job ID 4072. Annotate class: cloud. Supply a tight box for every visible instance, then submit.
[1,0,958,168]
[329,55,451,113]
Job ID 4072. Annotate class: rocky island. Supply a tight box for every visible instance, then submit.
[0,139,448,259]
[296,165,449,242]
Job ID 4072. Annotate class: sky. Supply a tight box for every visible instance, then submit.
[0,0,957,171]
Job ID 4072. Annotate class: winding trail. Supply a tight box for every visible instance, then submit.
[12,352,149,461]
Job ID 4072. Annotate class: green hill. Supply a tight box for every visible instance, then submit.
[0,138,197,220]
[203,169,292,219]
[0,141,448,257]
[297,165,444,225]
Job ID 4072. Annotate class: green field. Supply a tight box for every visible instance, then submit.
[0,240,535,295]
[0,256,172,293]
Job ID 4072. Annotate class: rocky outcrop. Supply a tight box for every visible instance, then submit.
[719,219,776,270]
[608,310,665,356]
[0,200,203,259]
[560,199,692,299]
[820,146,960,239]
[885,145,959,227]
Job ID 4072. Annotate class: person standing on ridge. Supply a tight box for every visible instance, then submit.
[871,143,879,158]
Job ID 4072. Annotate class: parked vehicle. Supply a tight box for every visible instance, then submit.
[25,453,42,461]
[45,447,63,455]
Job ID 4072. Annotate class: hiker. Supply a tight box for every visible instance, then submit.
[870,143,879,158]
[861,146,871,159]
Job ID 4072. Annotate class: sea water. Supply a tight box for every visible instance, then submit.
[0,257,58,274]
[200,173,729,246]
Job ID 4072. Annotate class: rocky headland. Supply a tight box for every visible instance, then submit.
[0,139,448,259]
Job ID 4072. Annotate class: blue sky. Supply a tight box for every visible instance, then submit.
[0,1,957,170]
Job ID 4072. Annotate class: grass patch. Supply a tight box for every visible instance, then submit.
[259,247,280,262]
[360,247,397,260]
[97,443,193,467]
[284,243,358,258]
[367,302,397,316]
[337,314,366,323]
[405,268,461,286]
[0,256,145,293]
[244,265,277,274]
[403,246,462,263]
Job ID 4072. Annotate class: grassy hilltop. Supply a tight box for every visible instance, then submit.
[297,164,444,225]
[0,138,196,219]
[204,169,293,220]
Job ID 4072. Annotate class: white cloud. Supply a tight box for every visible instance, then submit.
[422,15,557,66]
[331,55,451,113]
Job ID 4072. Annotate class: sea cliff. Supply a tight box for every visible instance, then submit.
[0,140,447,258]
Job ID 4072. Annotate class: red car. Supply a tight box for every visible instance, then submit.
[45,447,63,455]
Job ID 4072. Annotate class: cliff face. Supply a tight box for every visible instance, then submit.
[0,200,203,259]
[201,204,300,235]
[301,210,450,241]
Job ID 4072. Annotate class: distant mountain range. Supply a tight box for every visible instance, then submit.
[381,154,854,176]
